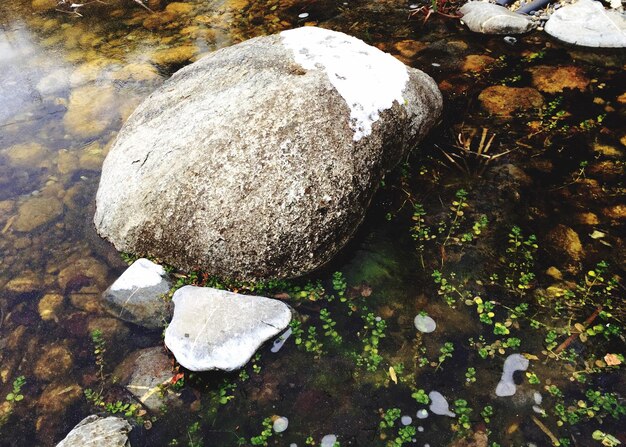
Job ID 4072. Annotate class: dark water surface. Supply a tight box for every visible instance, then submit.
[0,0,625,446]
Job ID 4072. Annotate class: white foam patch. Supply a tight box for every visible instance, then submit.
[495,353,529,397]
[110,258,166,291]
[281,27,409,142]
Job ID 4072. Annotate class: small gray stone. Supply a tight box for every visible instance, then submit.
[103,258,172,329]
[414,314,436,333]
[164,286,292,371]
[56,415,131,447]
[460,2,535,34]
[113,347,176,412]
[544,0,626,48]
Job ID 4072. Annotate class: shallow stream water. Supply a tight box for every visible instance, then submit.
[0,0,625,446]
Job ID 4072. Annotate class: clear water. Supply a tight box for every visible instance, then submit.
[0,0,624,446]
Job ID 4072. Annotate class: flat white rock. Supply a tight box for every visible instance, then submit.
[164,286,292,371]
[544,0,626,48]
[460,2,535,34]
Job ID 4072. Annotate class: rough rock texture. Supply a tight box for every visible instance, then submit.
[113,347,175,411]
[103,258,172,329]
[56,415,131,447]
[460,2,535,34]
[545,0,626,48]
[478,85,544,116]
[164,286,292,371]
[94,27,442,280]
[528,65,590,94]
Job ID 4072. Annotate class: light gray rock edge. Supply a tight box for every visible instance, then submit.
[544,0,626,48]
[102,258,172,329]
[164,286,292,371]
[460,2,535,34]
[94,28,443,281]
[56,415,131,447]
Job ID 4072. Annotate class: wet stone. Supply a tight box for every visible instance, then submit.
[113,346,175,412]
[4,142,50,169]
[546,224,585,263]
[528,65,590,94]
[57,257,109,292]
[13,197,63,232]
[56,415,132,447]
[63,85,121,139]
[34,344,74,381]
[5,270,42,294]
[461,54,495,72]
[460,2,535,34]
[38,293,65,322]
[37,381,82,414]
[150,45,199,65]
[87,317,130,343]
[478,86,543,117]
[103,258,172,329]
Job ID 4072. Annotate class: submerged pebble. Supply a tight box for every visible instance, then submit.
[416,409,428,419]
[271,327,293,353]
[417,426,424,432]
[428,391,455,417]
[495,353,529,397]
[298,12,309,19]
[321,435,337,447]
[414,314,436,333]
[401,415,412,425]
[273,416,288,433]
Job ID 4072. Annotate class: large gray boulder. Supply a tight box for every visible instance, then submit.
[460,2,535,34]
[94,26,442,281]
[544,0,626,48]
[56,415,131,447]
[164,286,292,371]
[102,258,172,329]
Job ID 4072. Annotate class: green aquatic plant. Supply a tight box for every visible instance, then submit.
[452,399,472,435]
[5,376,25,403]
[465,367,476,385]
[379,408,401,429]
[91,329,107,387]
[250,417,273,446]
[356,311,387,371]
[503,225,538,294]
[592,430,621,447]
[320,308,342,344]
[481,405,493,423]
[411,388,430,405]
[436,341,454,370]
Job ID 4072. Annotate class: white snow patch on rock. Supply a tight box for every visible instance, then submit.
[110,258,166,291]
[281,27,409,142]
[495,353,529,397]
